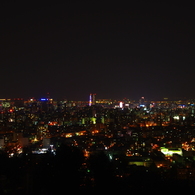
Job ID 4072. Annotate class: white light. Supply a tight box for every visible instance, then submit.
[173,116,179,120]
[119,102,123,108]
[109,154,113,160]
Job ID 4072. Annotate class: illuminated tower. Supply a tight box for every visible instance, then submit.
[89,93,96,106]
[89,94,92,106]
[139,96,145,106]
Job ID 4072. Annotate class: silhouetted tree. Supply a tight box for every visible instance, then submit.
[51,144,84,194]
[88,151,115,192]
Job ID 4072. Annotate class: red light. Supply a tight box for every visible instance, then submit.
[9,109,13,112]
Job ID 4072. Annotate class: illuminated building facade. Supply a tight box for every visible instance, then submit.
[160,147,183,156]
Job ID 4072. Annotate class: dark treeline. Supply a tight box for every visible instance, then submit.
[0,144,84,194]
[0,145,194,194]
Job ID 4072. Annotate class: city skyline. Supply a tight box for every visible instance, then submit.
[0,93,194,102]
[1,2,195,100]
[1,90,195,193]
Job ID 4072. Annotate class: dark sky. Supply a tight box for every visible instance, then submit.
[1,1,195,100]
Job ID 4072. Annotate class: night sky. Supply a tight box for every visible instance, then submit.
[1,1,195,100]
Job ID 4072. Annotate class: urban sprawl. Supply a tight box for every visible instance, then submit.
[1,96,195,193]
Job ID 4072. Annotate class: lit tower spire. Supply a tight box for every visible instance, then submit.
[89,93,96,106]
[89,93,92,106]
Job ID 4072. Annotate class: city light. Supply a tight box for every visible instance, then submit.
[160,147,183,156]
[40,98,48,101]
[2,1,195,192]
[89,94,92,106]
[119,102,123,108]
[1,96,195,192]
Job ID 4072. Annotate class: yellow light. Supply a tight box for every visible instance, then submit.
[34,137,38,142]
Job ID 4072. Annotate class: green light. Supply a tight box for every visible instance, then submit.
[91,117,96,124]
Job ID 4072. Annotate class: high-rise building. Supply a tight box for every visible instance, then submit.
[139,96,145,106]
[89,93,96,106]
